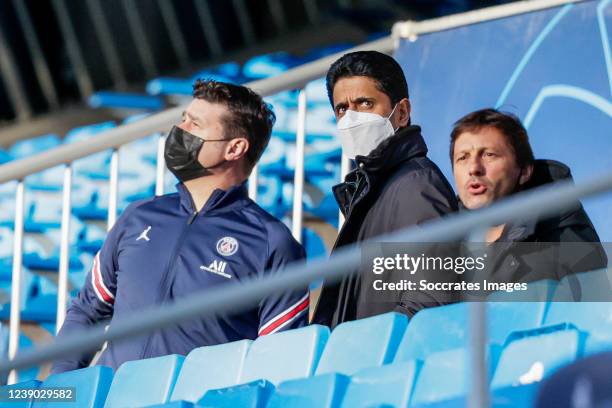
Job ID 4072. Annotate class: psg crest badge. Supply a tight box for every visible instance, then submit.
[216,236,239,256]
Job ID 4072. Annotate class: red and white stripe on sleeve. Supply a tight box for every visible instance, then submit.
[91,251,115,307]
[258,293,309,336]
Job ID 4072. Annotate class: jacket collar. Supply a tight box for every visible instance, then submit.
[177,182,250,214]
[353,125,428,174]
[332,125,429,217]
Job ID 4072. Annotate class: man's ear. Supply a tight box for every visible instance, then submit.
[519,163,534,186]
[394,98,411,128]
[226,138,249,162]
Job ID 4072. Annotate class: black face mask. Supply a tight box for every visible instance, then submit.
[164,126,228,182]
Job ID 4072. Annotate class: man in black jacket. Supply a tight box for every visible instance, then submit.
[451,108,607,286]
[312,51,459,328]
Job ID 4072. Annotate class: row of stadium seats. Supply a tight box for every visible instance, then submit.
[87,43,355,111]
[3,270,612,407]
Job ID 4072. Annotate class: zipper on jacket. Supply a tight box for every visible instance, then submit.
[140,208,199,359]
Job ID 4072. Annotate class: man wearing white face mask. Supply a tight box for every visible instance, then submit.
[312,51,459,328]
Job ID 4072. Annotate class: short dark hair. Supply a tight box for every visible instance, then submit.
[450,109,535,169]
[325,51,409,107]
[192,79,275,171]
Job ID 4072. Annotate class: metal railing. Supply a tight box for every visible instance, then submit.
[1,170,611,380]
[0,0,593,405]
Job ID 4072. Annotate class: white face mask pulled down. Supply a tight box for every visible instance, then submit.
[336,105,398,160]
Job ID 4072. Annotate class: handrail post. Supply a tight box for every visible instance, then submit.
[56,165,73,332]
[8,181,25,384]
[291,88,307,242]
[108,149,120,230]
[248,165,259,201]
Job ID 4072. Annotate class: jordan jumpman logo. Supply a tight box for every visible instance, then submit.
[137,226,152,242]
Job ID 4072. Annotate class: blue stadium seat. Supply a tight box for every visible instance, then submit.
[104,354,184,407]
[0,268,39,315]
[550,269,612,302]
[146,78,194,96]
[302,229,328,260]
[65,122,117,143]
[9,135,60,159]
[88,92,164,111]
[146,402,195,408]
[170,340,251,403]
[77,224,106,255]
[193,61,241,79]
[242,53,300,79]
[0,148,12,164]
[544,301,612,333]
[411,346,500,405]
[491,329,582,389]
[147,73,238,96]
[315,312,408,376]
[304,194,340,225]
[18,295,59,323]
[394,300,548,362]
[255,175,283,214]
[239,325,329,385]
[24,166,65,191]
[340,361,419,407]
[584,329,612,355]
[266,373,350,408]
[32,366,113,408]
[0,379,41,408]
[411,384,539,407]
[197,380,274,408]
[0,335,41,383]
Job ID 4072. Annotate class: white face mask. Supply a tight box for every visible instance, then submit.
[336,105,398,160]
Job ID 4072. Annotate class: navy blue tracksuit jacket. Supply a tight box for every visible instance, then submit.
[52,183,308,372]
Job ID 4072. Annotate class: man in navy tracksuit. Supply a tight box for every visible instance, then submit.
[52,80,309,373]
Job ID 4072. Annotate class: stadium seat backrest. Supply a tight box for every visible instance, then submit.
[9,135,60,159]
[315,312,408,376]
[340,361,419,408]
[491,329,582,389]
[104,354,184,408]
[197,379,274,408]
[0,379,41,408]
[394,301,547,362]
[544,302,612,334]
[394,304,467,362]
[411,346,499,405]
[145,401,194,408]
[550,269,612,302]
[408,384,540,408]
[487,301,548,344]
[239,325,329,385]
[266,373,350,408]
[170,340,251,402]
[584,329,612,356]
[33,366,113,408]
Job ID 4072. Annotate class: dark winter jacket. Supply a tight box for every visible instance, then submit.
[52,183,308,373]
[312,126,459,328]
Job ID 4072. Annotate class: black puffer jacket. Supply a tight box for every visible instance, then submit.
[462,159,608,289]
[312,126,459,328]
